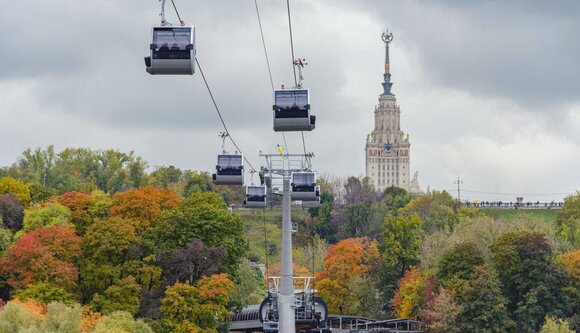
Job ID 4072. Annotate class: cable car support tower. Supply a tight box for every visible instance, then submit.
[260,152,313,333]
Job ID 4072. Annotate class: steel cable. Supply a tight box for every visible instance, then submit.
[196,57,257,172]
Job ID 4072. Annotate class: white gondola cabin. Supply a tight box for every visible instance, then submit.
[212,154,244,185]
[273,89,315,132]
[244,185,267,208]
[301,197,322,209]
[291,172,319,201]
[145,26,195,75]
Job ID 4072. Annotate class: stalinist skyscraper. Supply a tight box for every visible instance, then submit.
[366,30,419,193]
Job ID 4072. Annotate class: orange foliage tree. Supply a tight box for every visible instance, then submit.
[0,225,81,291]
[315,238,379,314]
[557,249,580,280]
[11,298,46,318]
[557,249,580,326]
[110,186,180,233]
[53,191,94,235]
[81,306,103,333]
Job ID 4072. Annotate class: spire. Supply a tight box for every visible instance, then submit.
[381,30,394,96]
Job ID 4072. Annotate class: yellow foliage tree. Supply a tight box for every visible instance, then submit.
[0,176,31,206]
[161,274,234,333]
[557,249,580,280]
[392,267,428,319]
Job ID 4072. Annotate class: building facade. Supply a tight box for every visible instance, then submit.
[365,31,417,193]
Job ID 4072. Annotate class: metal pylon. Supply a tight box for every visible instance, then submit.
[260,152,313,333]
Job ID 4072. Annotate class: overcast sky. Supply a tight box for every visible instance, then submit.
[1,0,579,201]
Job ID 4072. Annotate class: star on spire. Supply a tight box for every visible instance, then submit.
[381,29,394,96]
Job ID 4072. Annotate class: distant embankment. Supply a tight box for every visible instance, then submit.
[465,202,563,210]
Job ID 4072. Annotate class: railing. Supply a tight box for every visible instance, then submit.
[463,201,563,209]
[268,276,315,293]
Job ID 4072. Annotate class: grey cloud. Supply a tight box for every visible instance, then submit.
[2,0,358,132]
[338,0,580,110]
[1,0,579,200]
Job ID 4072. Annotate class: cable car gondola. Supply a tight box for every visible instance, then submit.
[301,197,321,209]
[244,185,267,208]
[145,25,195,75]
[212,154,244,185]
[291,172,318,201]
[273,89,315,132]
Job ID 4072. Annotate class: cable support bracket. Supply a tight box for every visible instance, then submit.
[293,58,307,88]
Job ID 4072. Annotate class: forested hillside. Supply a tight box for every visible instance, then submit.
[0,147,578,333]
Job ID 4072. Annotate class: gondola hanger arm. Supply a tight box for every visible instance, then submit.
[159,0,169,25]
[159,0,185,26]
[293,58,307,88]
[219,132,230,154]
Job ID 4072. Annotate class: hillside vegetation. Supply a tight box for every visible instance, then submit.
[0,146,578,333]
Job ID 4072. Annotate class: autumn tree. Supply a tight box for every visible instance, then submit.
[380,213,423,302]
[81,307,103,333]
[0,300,43,331]
[53,191,95,235]
[556,250,580,329]
[456,265,513,333]
[161,274,234,333]
[146,192,246,274]
[540,317,575,333]
[316,238,379,314]
[401,191,458,232]
[110,186,180,233]
[0,302,84,333]
[491,232,570,332]
[0,193,24,231]
[0,225,81,291]
[392,267,428,319]
[88,190,112,221]
[22,202,72,233]
[0,177,31,206]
